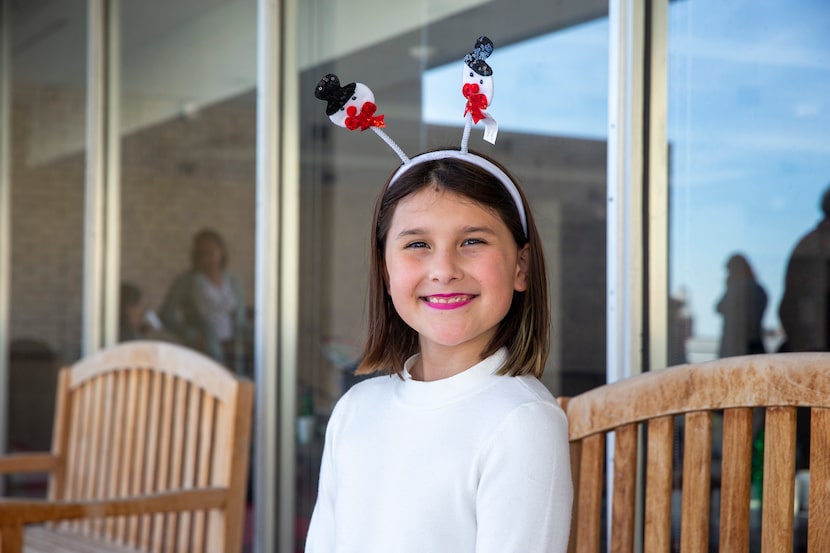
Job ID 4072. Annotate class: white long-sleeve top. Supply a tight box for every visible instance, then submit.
[305,348,573,553]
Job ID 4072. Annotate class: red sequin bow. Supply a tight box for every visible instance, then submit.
[345,101,385,131]
[463,83,489,124]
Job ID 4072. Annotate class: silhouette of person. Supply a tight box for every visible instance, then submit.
[160,229,247,373]
[715,253,767,358]
[776,185,830,473]
[120,282,149,341]
[119,281,166,342]
[668,293,692,365]
[778,185,830,353]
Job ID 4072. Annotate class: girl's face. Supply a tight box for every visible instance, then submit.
[384,186,528,361]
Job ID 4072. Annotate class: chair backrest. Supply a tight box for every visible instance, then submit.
[564,353,830,553]
[48,340,254,553]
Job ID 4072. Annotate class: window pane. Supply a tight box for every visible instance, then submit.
[667,2,830,549]
[7,0,87,473]
[118,0,257,380]
[668,1,830,363]
[297,0,608,548]
[116,3,257,548]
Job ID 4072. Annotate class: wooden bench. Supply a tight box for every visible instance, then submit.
[563,353,830,552]
[0,340,254,553]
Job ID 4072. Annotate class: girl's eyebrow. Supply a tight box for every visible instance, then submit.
[462,226,497,235]
[394,225,498,239]
[394,228,426,239]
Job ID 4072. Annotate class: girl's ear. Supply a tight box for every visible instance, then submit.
[514,244,530,292]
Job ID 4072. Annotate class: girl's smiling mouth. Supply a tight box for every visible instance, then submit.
[422,294,476,310]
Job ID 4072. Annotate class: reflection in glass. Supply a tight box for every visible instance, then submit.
[116,4,258,549]
[778,185,830,353]
[668,0,830,364]
[118,1,257,380]
[714,253,767,358]
[158,228,248,372]
[667,2,830,550]
[7,0,87,485]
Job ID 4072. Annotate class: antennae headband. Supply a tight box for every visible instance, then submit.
[387,150,528,238]
[314,35,528,238]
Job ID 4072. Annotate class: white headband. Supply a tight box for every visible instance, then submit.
[387,150,528,238]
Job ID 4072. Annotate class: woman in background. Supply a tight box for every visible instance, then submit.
[160,228,246,373]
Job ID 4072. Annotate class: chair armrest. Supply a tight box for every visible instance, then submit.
[0,487,228,525]
[0,453,59,475]
[0,488,228,553]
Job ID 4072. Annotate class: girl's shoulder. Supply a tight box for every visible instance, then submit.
[330,373,398,410]
[489,377,568,435]
[490,373,559,408]
[324,374,400,435]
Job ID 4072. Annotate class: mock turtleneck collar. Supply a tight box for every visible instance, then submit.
[394,348,508,408]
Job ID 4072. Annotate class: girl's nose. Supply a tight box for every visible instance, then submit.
[429,249,462,282]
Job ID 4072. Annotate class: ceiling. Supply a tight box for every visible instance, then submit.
[8,0,606,163]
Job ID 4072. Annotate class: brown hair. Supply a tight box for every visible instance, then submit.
[357,151,549,378]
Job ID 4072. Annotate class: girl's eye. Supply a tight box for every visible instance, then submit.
[469,71,474,78]
[406,241,428,249]
[479,79,484,85]
[463,238,485,246]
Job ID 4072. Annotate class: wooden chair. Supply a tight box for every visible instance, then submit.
[0,340,254,553]
[564,352,830,553]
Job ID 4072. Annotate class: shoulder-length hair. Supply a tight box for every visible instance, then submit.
[357,151,549,378]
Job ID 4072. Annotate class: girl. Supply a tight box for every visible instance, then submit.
[305,150,573,552]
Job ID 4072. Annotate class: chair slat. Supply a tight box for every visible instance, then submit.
[207,394,233,546]
[105,371,128,541]
[566,439,582,553]
[611,424,637,553]
[809,407,830,551]
[163,378,189,553]
[192,394,217,551]
[221,381,254,553]
[118,370,141,545]
[62,380,87,533]
[644,416,673,553]
[761,406,796,551]
[118,372,137,543]
[82,378,106,534]
[140,370,163,551]
[151,373,176,553]
[176,383,204,552]
[718,407,752,552]
[575,433,604,553]
[680,411,711,553]
[48,370,72,503]
[558,394,578,553]
[65,380,88,502]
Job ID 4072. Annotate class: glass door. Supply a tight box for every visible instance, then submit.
[664,1,830,549]
[6,0,87,477]
[295,0,610,548]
